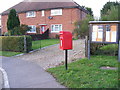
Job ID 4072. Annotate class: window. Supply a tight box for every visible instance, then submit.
[26,11,36,17]
[51,9,62,16]
[27,25,36,33]
[51,24,62,33]
[42,10,45,16]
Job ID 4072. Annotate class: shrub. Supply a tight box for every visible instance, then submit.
[0,35,32,53]
[74,15,94,38]
[10,24,31,35]
[55,34,59,39]
[4,32,9,36]
[98,44,118,56]
[19,24,31,35]
[90,43,104,54]
[29,29,49,41]
[91,44,118,56]
[12,26,22,35]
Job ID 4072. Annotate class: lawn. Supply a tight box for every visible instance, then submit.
[0,51,22,57]
[48,55,119,88]
[32,39,59,50]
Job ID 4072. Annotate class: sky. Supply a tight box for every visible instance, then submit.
[0,0,120,19]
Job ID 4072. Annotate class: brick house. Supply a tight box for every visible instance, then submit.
[1,0,89,38]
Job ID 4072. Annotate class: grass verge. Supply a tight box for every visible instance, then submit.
[32,39,59,50]
[47,55,119,88]
[0,51,22,57]
[0,39,59,57]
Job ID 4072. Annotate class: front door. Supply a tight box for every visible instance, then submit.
[41,25,45,34]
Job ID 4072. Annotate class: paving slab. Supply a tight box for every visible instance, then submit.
[1,56,65,88]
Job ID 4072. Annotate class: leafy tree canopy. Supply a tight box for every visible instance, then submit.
[74,15,94,38]
[100,1,120,21]
[101,6,119,21]
[86,7,93,16]
[82,6,93,16]
[101,1,119,16]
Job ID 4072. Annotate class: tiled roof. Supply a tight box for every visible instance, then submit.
[1,0,89,15]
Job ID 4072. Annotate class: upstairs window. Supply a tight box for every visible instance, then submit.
[51,24,62,33]
[27,25,36,33]
[26,11,36,17]
[51,9,62,16]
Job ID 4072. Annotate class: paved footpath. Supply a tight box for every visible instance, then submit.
[0,70,3,89]
[1,56,65,88]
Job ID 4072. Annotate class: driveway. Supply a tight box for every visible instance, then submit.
[15,39,85,70]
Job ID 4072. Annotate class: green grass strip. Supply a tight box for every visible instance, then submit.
[48,55,119,88]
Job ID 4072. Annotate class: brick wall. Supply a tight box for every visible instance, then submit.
[1,15,8,33]
[1,8,87,38]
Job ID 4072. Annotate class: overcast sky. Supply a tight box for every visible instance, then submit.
[0,0,120,18]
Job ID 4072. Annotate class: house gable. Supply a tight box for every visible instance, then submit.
[1,0,89,15]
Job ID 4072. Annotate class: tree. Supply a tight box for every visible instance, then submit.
[82,6,93,16]
[7,9,20,35]
[86,7,93,16]
[74,15,94,38]
[101,1,119,16]
[101,6,119,21]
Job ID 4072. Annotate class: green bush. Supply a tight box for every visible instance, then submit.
[0,36,32,53]
[90,43,104,54]
[92,44,118,56]
[10,24,31,35]
[4,32,9,36]
[74,15,94,38]
[55,34,59,39]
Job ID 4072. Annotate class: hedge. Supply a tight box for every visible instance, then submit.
[0,35,32,53]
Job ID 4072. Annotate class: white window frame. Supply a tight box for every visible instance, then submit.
[27,25,36,33]
[26,11,36,17]
[51,9,62,16]
[42,10,45,16]
[51,24,62,33]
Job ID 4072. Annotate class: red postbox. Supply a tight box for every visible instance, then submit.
[60,31,72,50]
[59,31,73,70]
